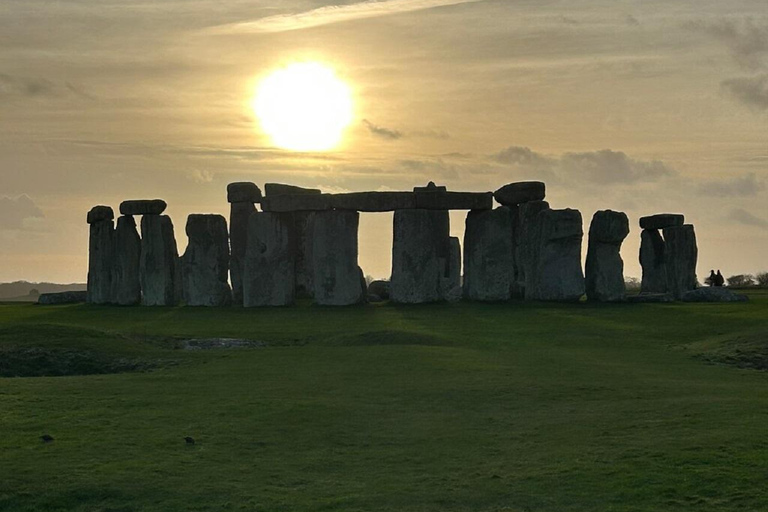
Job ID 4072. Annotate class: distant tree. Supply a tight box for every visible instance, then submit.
[28,288,40,297]
[624,277,641,291]
[726,274,755,288]
[756,272,768,287]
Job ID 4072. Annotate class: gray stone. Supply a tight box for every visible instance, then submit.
[413,182,447,193]
[625,293,674,303]
[640,229,667,293]
[445,237,462,296]
[463,207,515,301]
[37,291,87,305]
[243,212,295,307]
[310,210,365,306]
[367,280,391,300]
[181,214,232,307]
[264,183,322,197]
[111,215,141,306]
[639,213,684,230]
[517,200,550,297]
[87,205,114,224]
[292,212,316,298]
[227,182,262,204]
[120,199,167,216]
[414,191,493,210]
[261,194,331,212]
[87,217,114,304]
[682,287,748,302]
[663,224,698,300]
[493,181,546,207]
[585,210,629,302]
[390,209,451,303]
[508,205,523,299]
[330,192,416,211]
[140,215,179,306]
[229,202,256,306]
[530,208,585,302]
[367,294,385,303]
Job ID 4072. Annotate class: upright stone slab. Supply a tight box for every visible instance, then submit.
[182,214,232,307]
[663,224,698,300]
[517,200,550,298]
[390,209,450,303]
[111,215,141,305]
[242,212,295,307]
[292,212,316,298]
[585,210,629,302]
[140,215,179,306]
[229,202,256,306]
[86,206,115,304]
[531,208,585,302]
[311,210,364,306]
[463,207,515,301]
[443,237,462,301]
[640,229,666,293]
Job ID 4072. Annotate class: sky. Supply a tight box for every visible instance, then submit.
[1,0,766,283]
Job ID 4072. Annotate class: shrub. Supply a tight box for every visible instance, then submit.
[756,272,768,287]
[726,274,755,288]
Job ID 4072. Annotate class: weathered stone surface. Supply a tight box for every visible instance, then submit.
[264,183,322,197]
[181,214,232,307]
[413,182,447,193]
[585,210,629,302]
[111,215,141,305]
[414,191,493,210]
[120,199,167,216]
[261,194,331,212]
[227,182,262,204]
[517,200,550,297]
[639,213,684,230]
[243,212,295,307]
[330,192,416,211]
[38,291,87,305]
[87,218,114,304]
[508,205,523,299]
[531,208,585,302]
[626,292,674,303]
[493,181,545,207]
[291,212,316,298]
[229,202,256,306]
[367,280,390,300]
[444,236,462,297]
[682,287,748,302]
[463,207,515,301]
[640,229,667,293]
[140,215,179,306]
[663,224,698,300]
[311,210,364,306]
[87,205,114,224]
[390,209,451,303]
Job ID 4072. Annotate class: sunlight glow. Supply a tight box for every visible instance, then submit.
[253,62,353,151]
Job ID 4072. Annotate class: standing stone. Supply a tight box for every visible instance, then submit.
[390,209,451,303]
[640,229,666,293]
[111,215,141,305]
[585,210,630,302]
[443,237,462,301]
[663,224,698,300]
[517,200,550,298]
[87,206,114,304]
[140,215,179,306]
[229,202,256,306]
[463,207,515,301]
[243,212,295,307]
[311,210,365,306]
[292,212,316,298]
[531,208,585,302]
[508,205,523,299]
[182,214,232,307]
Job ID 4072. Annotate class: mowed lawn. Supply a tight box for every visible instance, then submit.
[1,292,767,512]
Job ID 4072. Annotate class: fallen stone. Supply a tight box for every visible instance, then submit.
[87,216,114,304]
[243,212,295,307]
[37,291,87,305]
[119,199,167,216]
[463,207,515,301]
[391,209,451,303]
[111,215,141,306]
[640,229,667,294]
[531,208,584,302]
[181,214,232,307]
[261,194,332,212]
[625,293,674,303]
[264,183,322,197]
[663,224,698,300]
[180,338,265,350]
[585,210,629,302]
[227,182,262,204]
[517,200,550,298]
[140,215,179,306]
[229,202,256,305]
[311,210,365,306]
[367,280,391,300]
[639,213,684,230]
[87,205,114,225]
[682,287,748,302]
[493,181,546,207]
[414,191,493,210]
[330,192,416,211]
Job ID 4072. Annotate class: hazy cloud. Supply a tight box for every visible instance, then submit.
[688,18,768,71]
[699,172,766,197]
[721,74,768,110]
[0,195,44,230]
[625,14,640,27]
[728,208,768,228]
[0,73,56,97]
[362,119,403,140]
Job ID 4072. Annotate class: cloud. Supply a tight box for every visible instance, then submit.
[204,0,484,34]
[362,119,403,140]
[625,14,640,27]
[728,208,768,228]
[0,73,56,97]
[721,74,768,110]
[699,172,766,197]
[188,169,215,183]
[0,195,44,230]
[687,18,768,71]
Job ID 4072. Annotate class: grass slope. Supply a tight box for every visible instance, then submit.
[0,292,767,511]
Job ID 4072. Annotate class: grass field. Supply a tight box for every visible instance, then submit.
[1,292,767,511]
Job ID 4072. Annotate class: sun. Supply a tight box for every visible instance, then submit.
[253,62,353,152]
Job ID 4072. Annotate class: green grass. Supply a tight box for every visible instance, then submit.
[0,292,767,511]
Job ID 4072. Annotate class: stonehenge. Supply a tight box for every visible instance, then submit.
[85,180,705,307]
